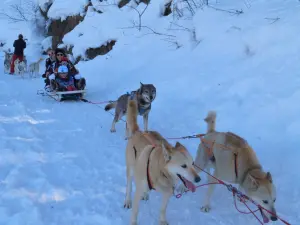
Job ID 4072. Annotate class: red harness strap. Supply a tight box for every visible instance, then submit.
[200,136,239,179]
[147,147,156,190]
[234,153,238,178]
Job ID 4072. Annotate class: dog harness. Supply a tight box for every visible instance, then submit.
[147,146,156,190]
[200,136,240,181]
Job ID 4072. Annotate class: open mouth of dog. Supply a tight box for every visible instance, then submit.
[259,208,270,223]
[177,174,196,192]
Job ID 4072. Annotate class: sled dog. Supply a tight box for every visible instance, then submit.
[4,51,13,74]
[179,111,278,223]
[105,82,156,134]
[14,58,27,77]
[124,99,200,225]
[28,58,43,77]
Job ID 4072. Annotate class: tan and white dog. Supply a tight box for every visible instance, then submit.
[28,57,43,78]
[125,100,201,225]
[14,58,27,77]
[182,111,278,223]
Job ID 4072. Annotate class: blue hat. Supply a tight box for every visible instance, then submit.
[58,65,68,73]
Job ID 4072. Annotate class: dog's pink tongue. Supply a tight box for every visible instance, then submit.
[261,211,270,223]
[182,177,196,192]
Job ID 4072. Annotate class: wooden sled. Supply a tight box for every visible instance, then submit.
[46,89,86,101]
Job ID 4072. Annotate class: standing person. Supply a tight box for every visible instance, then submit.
[10,34,26,74]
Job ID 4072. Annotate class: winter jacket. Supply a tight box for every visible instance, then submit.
[13,38,26,56]
[45,58,56,74]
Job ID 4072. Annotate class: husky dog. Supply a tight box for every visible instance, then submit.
[28,58,43,78]
[14,58,27,77]
[125,100,200,225]
[4,51,13,74]
[178,111,278,223]
[105,82,156,134]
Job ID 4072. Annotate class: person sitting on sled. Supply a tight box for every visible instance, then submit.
[43,49,56,88]
[53,48,86,90]
[51,65,77,91]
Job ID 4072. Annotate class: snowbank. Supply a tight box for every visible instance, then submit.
[63,6,132,59]
[47,0,88,20]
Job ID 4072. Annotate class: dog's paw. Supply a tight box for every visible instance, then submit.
[201,205,211,213]
[131,221,137,225]
[160,221,169,225]
[141,193,149,201]
[110,128,116,133]
[123,200,132,209]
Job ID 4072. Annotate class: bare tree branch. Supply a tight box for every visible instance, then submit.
[120,24,176,38]
[265,17,280,24]
[207,5,243,15]
[0,0,38,23]
[161,37,182,50]
[95,2,149,31]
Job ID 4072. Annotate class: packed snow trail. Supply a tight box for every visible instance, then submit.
[0,61,298,225]
[1,0,300,224]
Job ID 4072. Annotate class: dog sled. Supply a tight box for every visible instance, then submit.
[37,88,86,101]
[39,65,87,101]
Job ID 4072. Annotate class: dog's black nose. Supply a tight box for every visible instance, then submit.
[270,216,278,221]
[194,176,201,183]
[150,96,153,100]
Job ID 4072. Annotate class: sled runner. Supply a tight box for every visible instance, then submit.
[37,89,86,102]
[47,89,86,101]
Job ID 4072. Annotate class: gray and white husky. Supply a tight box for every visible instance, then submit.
[4,51,13,74]
[105,82,156,134]
[14,58,27,77]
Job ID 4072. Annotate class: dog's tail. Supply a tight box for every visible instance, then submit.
[126,100,139,134]
[204,111,216,133]
[104,101,116,111]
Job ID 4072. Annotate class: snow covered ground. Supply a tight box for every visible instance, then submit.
[0,0,300,224]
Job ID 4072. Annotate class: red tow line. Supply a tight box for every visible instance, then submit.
[175,164,291,225]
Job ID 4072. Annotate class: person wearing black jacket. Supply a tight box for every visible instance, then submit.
[42,49,56,87]
[10,34,26,74]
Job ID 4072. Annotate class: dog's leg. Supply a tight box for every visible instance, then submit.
[110,112,119,133]
[141,192,149,201]
[143,112,149,132]
[194,143,210,173]
[125,122,130,140]
[201,169,218,212]
[130,185,143,225]
[124,165,133,209]
[159,191,172,225]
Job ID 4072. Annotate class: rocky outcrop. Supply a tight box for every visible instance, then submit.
[118,0,150,8]
[47,15,84,49]
[140,0,150,4]
[163,0,172,16]
[118,0,130,8]
[38,0,116,63]
[39,1,93,49]
[85,40,116,60]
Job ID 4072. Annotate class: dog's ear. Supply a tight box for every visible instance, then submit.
[175,142,183,148]
[247,174,260,191]
[140,82,144,87]
[162,141,171,162]
[266,172,273,183]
